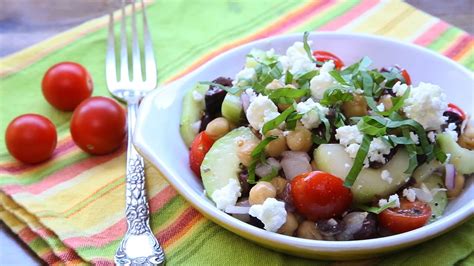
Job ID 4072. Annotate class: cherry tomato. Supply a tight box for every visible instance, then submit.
[70,97,126,155]
[189,131,214,177]
[42,62,93,111]
[379,199,432,233]
[312,50,344,69]
[447,103,466,121]
[400,68,412,86]
[5,114,57,164]
[291,171,352,221]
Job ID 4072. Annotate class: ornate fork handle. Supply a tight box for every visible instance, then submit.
[115,103,165,266]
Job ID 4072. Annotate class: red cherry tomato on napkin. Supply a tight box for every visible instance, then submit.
[379,199,431,234]
[312,50,344,69]
[5,114,57,164]
[42,62,93,111]
[70,97,126,155]
[447,103,466,121]
[291,171,352,221]
[189,131,214,178]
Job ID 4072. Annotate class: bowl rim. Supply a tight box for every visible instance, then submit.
[135,32,474,256]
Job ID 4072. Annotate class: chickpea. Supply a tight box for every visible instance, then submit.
[277,212,299,236]
[378,95,393,111]
[286,126,312,152]
[270,176,287,195]
[205,117,230,140]
[236,138,259,167]
[265,129,288,157]
[458,123,474,150]
[447,174,465,198]
[248,181,276,205]
[341,94,368,118]
[296,220,323,240]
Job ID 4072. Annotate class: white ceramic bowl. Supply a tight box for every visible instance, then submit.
[134,32,474,260]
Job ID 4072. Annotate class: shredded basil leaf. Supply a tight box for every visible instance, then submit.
[303,31,316,63]
[267,88,309,104]
[247,136,278,184]
[433,142,447,163]
[344,135,372,187]
[261,106,295,135]
[320,86,354,106]
[312,134,328,145]
[357,116,387,137]
[295,70,319,86]
[388,135,415,145]
[286,111,303,131]
[285,70,293,84]
[357,200,397,214]
[329,70,350,86]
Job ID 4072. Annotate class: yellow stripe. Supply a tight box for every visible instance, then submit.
[349,1,411,34]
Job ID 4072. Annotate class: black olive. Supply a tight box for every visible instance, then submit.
[353,213,378,240]
[248,216,265,229]
[238,168,250,197]
[205,86,227,115]
[199,113,213,132]
[317,218,344,237]
[212,77,233,87]
[443,110,463,135]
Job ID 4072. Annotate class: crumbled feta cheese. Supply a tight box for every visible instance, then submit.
[378,194,400,208]
[211,179,241,210]
[403,82,448,130]
[246,94,280,130]
[296,98,329,129]
[381,170,393,184]
[409,132,420,144]
[192,91,204,102]
[335,125,364,146]
[265,79,285,90]
[191,121,202,134]
[234,68,257,87]
[309,60,337,100]
[337,126,391,165]
[244,88,257,103]
[444,123,459,141]
[249,198,287,232]
[392,81,408,97]
[280,41,317,75]
[376,103,385,112]
[427,131,437,143]
[403,188,417,202]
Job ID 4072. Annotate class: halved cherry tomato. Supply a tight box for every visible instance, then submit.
[447,103,466,121]
[379,199,431,234]
[312,50,344,69]
[5,114,57,164]
[189,131,214,178]
[42,62,93,111]
[70,97,126,155]
[291,171,352,221]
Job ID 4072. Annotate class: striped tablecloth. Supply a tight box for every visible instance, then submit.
[0,0,473,265]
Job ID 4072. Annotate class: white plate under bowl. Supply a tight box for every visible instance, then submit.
[134,32,474,260]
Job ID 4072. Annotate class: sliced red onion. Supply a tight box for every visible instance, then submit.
[255,158,281,178]
[241,93,250,112]
[280,151,312,180]
[336,212,368,241]
[225,205,250,214]
[445,164,456,190]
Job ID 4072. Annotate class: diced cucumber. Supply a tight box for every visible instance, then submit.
[314,144,411,203]
[419,174,447,222]
[437,133,474,174]
[180,84,209,147]
[221,94,243,124]
[413,160,442,183]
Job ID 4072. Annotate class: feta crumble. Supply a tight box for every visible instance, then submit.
[409,132,420,144]
[380,170,393,184]
[249,198,287,232]
[427,131,437,143]
[403,82,448,130]
[403,188,417,202]
[280,41,317,74]
[246,94,280,130]
[234,68,257,87]
[378,194,400,208]
[392,81,408,97]
[211,179,241,210]
[444,123,459,141]
[309,60,337,100]
[296,98,329,129]
[335,125,363,146]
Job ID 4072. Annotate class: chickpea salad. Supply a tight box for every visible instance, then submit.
[180,33,473,240]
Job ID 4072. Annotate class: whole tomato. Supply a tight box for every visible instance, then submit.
[70,97,126,155]
[291,171,352,221]
[379,199,431,233]
[42,62,93,111]
[5,114,57,164]
[189,131,214,177]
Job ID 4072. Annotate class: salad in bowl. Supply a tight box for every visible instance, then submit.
[179,33,473,241]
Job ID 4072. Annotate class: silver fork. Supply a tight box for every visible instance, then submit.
[106,0,165,265]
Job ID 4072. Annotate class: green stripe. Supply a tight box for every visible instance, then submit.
[294,0,360,32]
[427,27,463,52]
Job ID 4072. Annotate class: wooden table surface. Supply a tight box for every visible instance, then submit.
[0,1,472,265]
